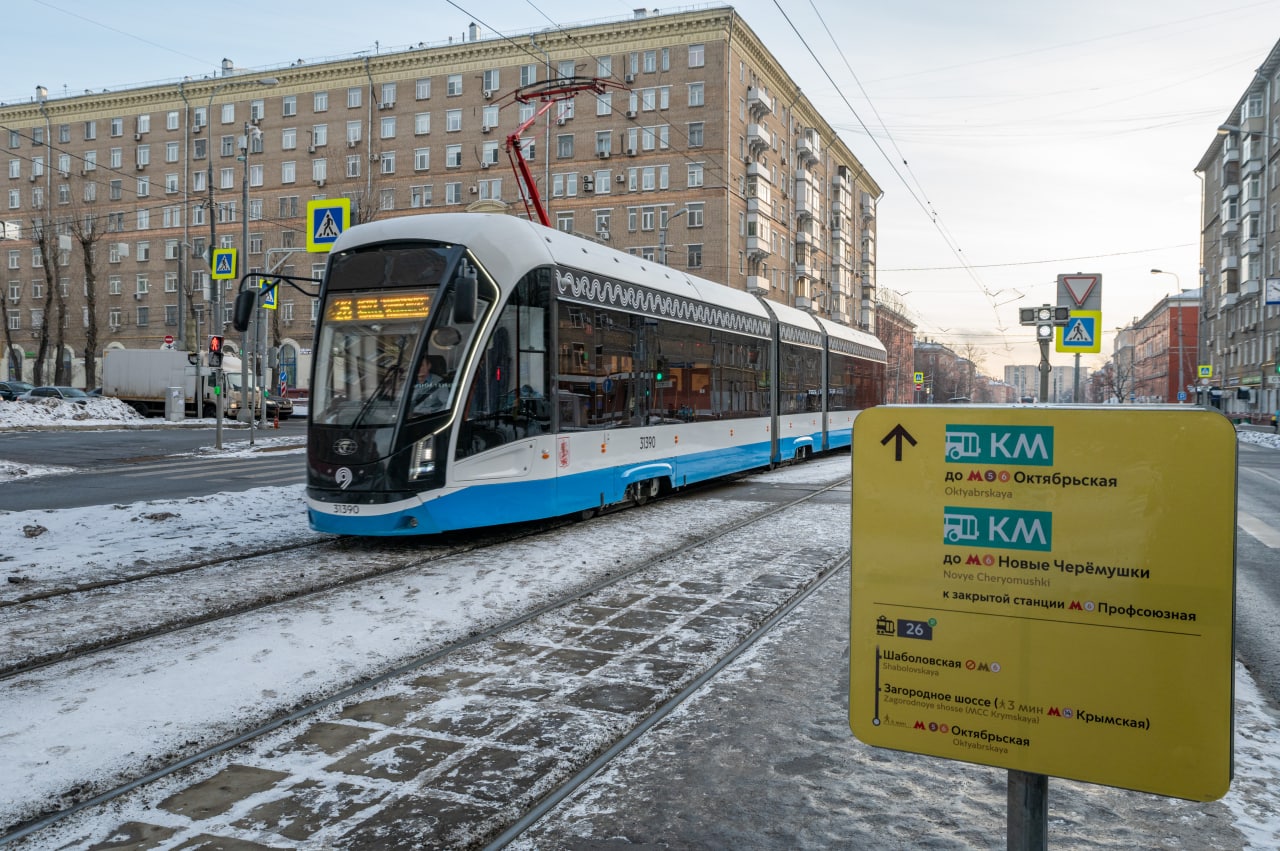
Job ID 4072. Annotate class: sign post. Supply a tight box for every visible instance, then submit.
[851,406,1237,841]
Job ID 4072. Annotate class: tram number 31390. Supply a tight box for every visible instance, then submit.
[639,435,657,450]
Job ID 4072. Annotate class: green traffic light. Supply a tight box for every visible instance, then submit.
[655,372,664,381]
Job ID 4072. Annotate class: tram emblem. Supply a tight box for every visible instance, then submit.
[335,467,354,489]
[334,439,357,456]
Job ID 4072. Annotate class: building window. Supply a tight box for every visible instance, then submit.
[346,121,361,145]
[314,91,329,112]
[556,211,574,233]
[445,181,462,204]
[136,306,149,326]
[687,244,702,268]
[687,162,704,188]
[379,188,395,210]
[347,87,362,108]
[415,113,431,135]
[282,127,297,150]
[446,74,462,96]
[346,155,361,178]
[557,134,574,159]
[221,103,235,125]
[415,78,431,100]
[446,109,462,132]
[410,184,433,207]
[281,161,297,183]
[688,122,704,148]
[380,151,395,174]
[380,82,396,108]
[520,64,537,86]
[380,116,396,139]
[445,145,462,168]
[688,43,705,68]
[688,82,704,107]
[414,148,431,171]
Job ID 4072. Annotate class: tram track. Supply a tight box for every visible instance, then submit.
[1,466,852,847]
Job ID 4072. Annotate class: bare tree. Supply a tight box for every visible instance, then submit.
[0,292,16,381]
[68,210,106,387]
[30,217,66,385]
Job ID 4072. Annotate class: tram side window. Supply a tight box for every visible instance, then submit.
[456,270,551,457]
[712,332,768,419]
[778,342,821,414]
[556,301,638,429]
[828,352,853,412]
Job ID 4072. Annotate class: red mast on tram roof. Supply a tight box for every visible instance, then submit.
[502,77,630,227]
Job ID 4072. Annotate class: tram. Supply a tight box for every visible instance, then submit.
[305,213,885,535]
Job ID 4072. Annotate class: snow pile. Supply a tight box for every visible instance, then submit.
[0,397,145,428]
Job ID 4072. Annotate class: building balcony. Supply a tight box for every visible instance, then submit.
[1221,219,1238,236]
[831,224,848,243]
[831,198,844,219]
[1243,158,1264,177]
[746,195,771,215]
[747,235,771,258]
[795,229,814,245]
[1223,147,1240,164]
[861,197,875,220]
[1221,254,1239,271]
[1221,184,1239,200]
[798,133,820,165]
[747,86,772,118]
[1243,198,1262,216]
[747,123,771,151]
[796,194,818,221]
[747,162,772,184]
[1243,237,1261,256]
[746,275,769,294]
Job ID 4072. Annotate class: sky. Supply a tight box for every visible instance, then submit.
[4,0,1280,377]
[1,409,1279,846]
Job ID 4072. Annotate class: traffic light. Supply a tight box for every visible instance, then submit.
[655,357,666,382]
[208,334,224,368]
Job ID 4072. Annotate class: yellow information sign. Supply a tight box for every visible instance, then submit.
[850,406,1236,801]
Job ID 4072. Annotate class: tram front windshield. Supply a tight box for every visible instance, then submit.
[312,244,461,428]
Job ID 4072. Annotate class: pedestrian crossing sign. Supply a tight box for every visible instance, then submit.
[260,282,277,310]
[306,198,351,253]
[1198,365,1213,378]
[1056,309,1101,353]
[211,248,237,280]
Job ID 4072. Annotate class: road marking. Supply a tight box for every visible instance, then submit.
[1238,511,1280,549]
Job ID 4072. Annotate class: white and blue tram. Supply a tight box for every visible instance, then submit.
[306,213,885,535]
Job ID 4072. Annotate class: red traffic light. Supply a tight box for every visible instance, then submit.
[208,334,225,368]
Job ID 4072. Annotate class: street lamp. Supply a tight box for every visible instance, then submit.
[1150,268,1186,403]
[658,207,688,265]
[240,121,264,441]
[34,86,53,384]
[201,74,276,449]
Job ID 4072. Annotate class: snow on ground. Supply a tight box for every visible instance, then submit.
[1,403,1278,845]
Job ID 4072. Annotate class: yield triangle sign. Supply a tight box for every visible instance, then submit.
[1060,274,1099,307]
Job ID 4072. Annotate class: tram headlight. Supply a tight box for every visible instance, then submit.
[409,434,437,480]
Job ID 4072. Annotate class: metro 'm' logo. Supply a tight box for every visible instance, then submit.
[944,425,1054,466]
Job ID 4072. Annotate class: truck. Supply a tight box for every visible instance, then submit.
[101,347,262,419]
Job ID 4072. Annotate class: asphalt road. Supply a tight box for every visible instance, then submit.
[0,419,306,510]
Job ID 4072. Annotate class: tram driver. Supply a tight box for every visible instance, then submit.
[412,355,451,413]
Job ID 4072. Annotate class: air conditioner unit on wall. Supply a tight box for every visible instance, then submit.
[484,89,493,100]
[597,230,610,240]
[481,161,490,169]
[624,73,635,84]
[625,110,637,119]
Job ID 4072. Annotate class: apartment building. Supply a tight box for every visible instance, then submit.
[1195,35,1280,421]
[0,7,881,388]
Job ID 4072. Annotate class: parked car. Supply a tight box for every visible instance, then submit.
[16,386,91,405]
[0,380,34,401]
